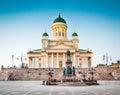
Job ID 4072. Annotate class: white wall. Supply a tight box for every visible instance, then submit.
[81,57,88,68]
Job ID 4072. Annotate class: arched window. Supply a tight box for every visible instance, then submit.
[55,28,57,31]
[62,32,64,36]
[59,32,61,36]
[64,32,66,37]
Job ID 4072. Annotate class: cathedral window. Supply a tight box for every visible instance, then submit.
[62,32,64,36]
[59,32,61,36]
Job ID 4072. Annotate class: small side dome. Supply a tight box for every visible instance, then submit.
[72,32,78,36]
[42,32,48,36]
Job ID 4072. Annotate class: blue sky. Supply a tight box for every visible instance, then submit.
[0,0,120,67]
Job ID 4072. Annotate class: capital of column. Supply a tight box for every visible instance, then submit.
[57,53,59,68]
[73,53,76,67]
[51,53,53,68]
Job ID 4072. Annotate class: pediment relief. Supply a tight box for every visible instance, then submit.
[56,40,64,45]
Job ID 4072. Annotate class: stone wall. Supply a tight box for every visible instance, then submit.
[0,67,120,81]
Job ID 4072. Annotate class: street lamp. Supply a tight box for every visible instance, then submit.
[103,53,112,65]
[12,55,14,67]
[78,71,87,82]
[17,53,27,68]
[82,72,87,81]
[46,68,54,85]
[88,68,96,81]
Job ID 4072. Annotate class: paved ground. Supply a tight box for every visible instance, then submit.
[0,81,120,95]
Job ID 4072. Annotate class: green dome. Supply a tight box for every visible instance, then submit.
[53,13,66,24]
[42,32,48,36]
[72,32,78,36]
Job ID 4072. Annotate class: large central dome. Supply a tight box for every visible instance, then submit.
[52,13,67,40]
[53,13,66,24]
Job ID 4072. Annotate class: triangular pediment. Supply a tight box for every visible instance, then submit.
[47,44,74,50]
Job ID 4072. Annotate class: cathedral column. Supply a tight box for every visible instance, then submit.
[77,56,79,68]
[76,54,79,68]
[63,53,65,67]
[51,53,53,68]
[41,55,46,68]
[32,57,35,68]
[57,53,59,68]
[90,57,92,67]
[41,57,43,68]
[46,53,48,68]
[73,53,76,67]
[88,57,92,68]
[28,57,32,68]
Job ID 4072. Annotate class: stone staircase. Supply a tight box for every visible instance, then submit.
[0,67,120,80]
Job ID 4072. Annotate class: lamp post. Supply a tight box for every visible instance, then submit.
[48,68,53,76]
[17,53,27,80]
[78,71,87,82]
[88,68,96,81]
[17,53,27,68]
[46,68,54,85]
[103,53,112,65]
[82,72,87,81]
[12,55,14,67]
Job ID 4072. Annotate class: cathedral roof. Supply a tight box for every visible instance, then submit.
[27,49,41,54]
[42,32,48,36]
[79,49,93,54]
[53,13,66,24]
[72,32,78,36]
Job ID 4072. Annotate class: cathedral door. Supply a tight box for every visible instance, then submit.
[59,61,62,68]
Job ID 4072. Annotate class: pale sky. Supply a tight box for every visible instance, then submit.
[0,0,120,67]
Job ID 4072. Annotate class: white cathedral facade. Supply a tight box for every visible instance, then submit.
[27,13,93,68]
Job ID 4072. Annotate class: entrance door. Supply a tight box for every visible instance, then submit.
[59,61,63,68]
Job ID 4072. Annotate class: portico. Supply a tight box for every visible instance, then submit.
[45,51,76,68]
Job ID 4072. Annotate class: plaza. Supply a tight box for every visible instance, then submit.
[0,81,120,95]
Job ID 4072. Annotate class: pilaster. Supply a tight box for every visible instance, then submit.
[57,53,59,68]
[51,53,53,68]
[46,53,48,68]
